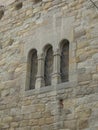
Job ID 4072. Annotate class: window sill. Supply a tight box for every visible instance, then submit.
[24,81,77,97]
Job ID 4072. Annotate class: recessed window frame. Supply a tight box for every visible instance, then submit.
[60,39,69,83]
[26,49,38,90]
[34,0,42,4]
[0,6,4,20]
[15,0,23,10]
[44,44,53,87]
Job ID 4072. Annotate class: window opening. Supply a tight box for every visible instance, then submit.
[15,1,23,10]
[60,40,69,82]
[0,6,4,20]
[29,49,38,89]
[34,0,42,4]
[44,46,53,86]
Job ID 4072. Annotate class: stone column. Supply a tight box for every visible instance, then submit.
[52,49,61,85]
[35,53,45,89]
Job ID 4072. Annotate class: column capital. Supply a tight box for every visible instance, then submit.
[53,49,61,56]
[37,53,44,60]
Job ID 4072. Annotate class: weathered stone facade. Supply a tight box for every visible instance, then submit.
[0,0,98,130]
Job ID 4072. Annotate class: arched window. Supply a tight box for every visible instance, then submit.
[44,45,53,86]
[29,49,38,89]
[34,0,42,4]
[0,6,4,20]
[60,39,69,82]
[15,2,23,10]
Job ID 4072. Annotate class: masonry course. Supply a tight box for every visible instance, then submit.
[0,0,98,130]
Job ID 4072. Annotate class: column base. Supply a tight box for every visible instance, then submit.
[35,76,45,89]
[52,73,61,85]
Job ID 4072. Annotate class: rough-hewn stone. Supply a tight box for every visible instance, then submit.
[0,0,98,130]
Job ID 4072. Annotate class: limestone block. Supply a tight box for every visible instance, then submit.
[0,122,9,129]
[44,111,51,118]
[15,126,31,130]
[0,0,15,6]
[0,0,98,130]
[64,120,76,130]
[30,112,42,119]
[43,0,52,2]
[77,41,89,49]
[43,2,52,10]
[9,128,14,130]
[39,118,45,125]
[78,119,89,129]
[64,99,75,110]
[0,83,4,91]
[22,99,31,106]
[92,53,98,63]
[69,1,78,8]
[14,115,23,122]
[74,26,86,39]
[10,108,21,116]
[26,9,33,17]
[75,109,92,119]
[31,126,41,130]
[36,104,45,112]
[33,7,41,13]
[93,74,98,80]
[1,89,10,97]
[78,73,92,82]
[20,120,29,127]
[79,0,84,4]
[97,65,98,72]
[3,116,13,122]
[45,117,54,124]
[29,119,38,126]
[2,38,14,48]
[11,122,19,128]
[21,105,36,114]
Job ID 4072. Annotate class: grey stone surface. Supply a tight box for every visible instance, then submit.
[0,0,98,130]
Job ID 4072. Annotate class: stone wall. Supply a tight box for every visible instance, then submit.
[0,0,98,130]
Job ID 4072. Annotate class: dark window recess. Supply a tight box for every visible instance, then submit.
[0,6,4,20]
[29,50,38,89]
[15,2,23,10]
[60,40,69,82]
[44,46,53,86]
[34,0,42,4]
[59,99,64,109]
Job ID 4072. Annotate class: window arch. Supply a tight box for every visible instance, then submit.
[44,45,53,86]
[60,39,69,83]
[28,49,38,89]
[0,6,4,20]
[34,0,42,4]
